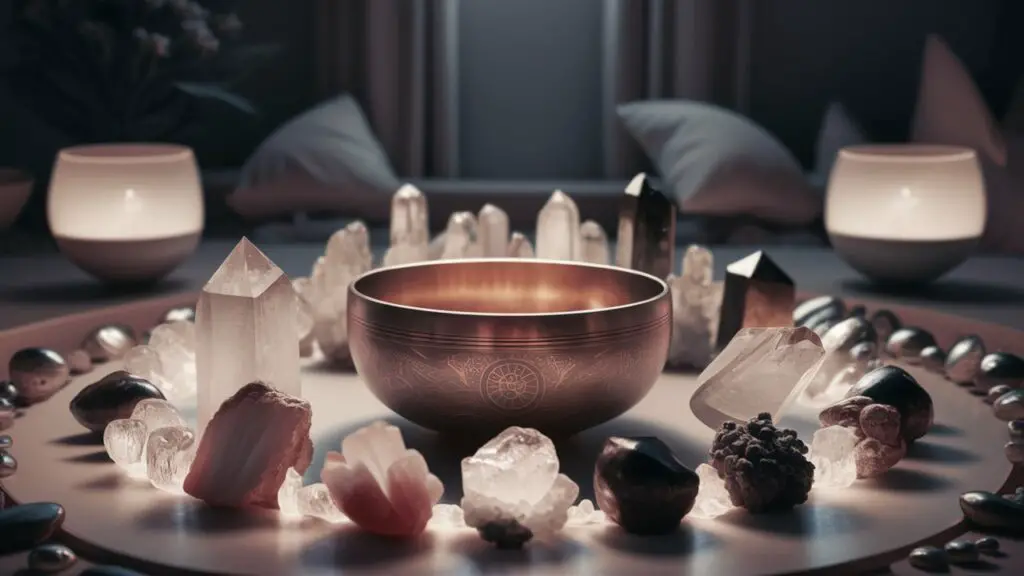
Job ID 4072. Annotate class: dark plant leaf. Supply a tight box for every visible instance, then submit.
[175,82,257,115]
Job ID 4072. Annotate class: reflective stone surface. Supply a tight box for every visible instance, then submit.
[884,327,936,364]
[28,543,77,573]
[945,335,986,386]
[0,502,65,555]
[82,324,137,362]
[976,352,1024,393]
[8,348,69,405]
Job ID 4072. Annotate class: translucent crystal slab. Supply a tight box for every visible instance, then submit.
[689,327,825,430]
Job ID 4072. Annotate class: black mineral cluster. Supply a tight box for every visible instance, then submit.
[710,413,814,513]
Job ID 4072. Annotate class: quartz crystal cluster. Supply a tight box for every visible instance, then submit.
[195,239,302,436]
[320,421,443,537]
[807,425,859,489]
[666,245,723,369]
[690,463,732,519]
[124,321,197,404]
[103,398,194,492]
[277,468,346,523]
[461,427,579,548]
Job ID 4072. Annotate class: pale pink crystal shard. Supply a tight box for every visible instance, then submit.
[321,421,443,537]
[183,382,313,509]
[690,327,825,430]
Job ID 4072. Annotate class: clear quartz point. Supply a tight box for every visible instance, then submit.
[103,419,148,477]
[535,190,580,261]
[196,238,301,437]
[146,425,197,493]
[478,204,510,257]
[297,483,346,523]
[579,220,610,265]
[808,425,858,489]
[440,211,482,259]
[690,327,825,430]
[507,232,535,258]
[690,464,732,519]
[383,184,430,266]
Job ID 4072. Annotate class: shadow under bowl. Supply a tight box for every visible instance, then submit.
[347,258,672,437]
[829,233,979,286]
[55,233,201,285]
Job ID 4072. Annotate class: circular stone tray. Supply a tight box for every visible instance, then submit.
[1,293,1021,576]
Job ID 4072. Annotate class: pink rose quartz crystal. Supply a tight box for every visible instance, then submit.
[321,421,443,537]
[183,382,313,508]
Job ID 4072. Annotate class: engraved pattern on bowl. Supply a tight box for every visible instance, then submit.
[348,259,671,436]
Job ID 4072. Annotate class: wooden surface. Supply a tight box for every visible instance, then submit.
[0,293,1022,575]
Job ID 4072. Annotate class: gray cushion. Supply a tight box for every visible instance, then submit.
[618,100,820,225]
[227,94,400,221]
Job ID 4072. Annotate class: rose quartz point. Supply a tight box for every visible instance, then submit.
[183,381,313,509]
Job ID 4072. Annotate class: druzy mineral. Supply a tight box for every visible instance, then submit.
[195,238,301,436]
[184,382,313,509]
[593,436,699,535]
[716,251,795,350]
[666,245,723,369]
[691,327,825,429]
[461,426,578,548]
[536,190,580,261]
[615,173,676,278]
[321,421,442,537]
[709,413,814,512]
[382,184,430,266]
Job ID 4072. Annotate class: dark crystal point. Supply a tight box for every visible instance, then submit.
[594,436,699,535]
[615,173,676,279]
[716,251,795,350]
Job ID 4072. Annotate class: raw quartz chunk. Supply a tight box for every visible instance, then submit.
[278,467,303,517]
[566,498,605,526]
[383,184,431,266]
[690,327,825,430]
[307,222,373,364]
[183,382,314,509]
[461,426,579,548]
[440,211,483,259]
[124,321,197,403]
[131,399,186,432]
[291,277,317,357]
[297,483,347,523]
[320,421,443,537]
[535,190,580,260]
[808,425,858,489]
[146,425,197,494]
[430,503,466,528]
[103,418,148,477]
[667,245,724,369]
[689,464,732,519]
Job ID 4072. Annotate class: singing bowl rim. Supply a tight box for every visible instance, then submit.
[348,257,669,318]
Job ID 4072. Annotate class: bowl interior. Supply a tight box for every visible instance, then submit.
[352,259,665,315]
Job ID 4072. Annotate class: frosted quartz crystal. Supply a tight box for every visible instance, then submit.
[507,232,535,258]
[103,419,148,476]
[131,399,186,432]
[184,382,314,509]
[440,212,483,259]
[690,327,826,430]
[478,204,510,257]
[195,238,301,437]
[383,184,430,267]
[667,245,724,369]
[297,483,347,523]
[461,427,579,548]
[690,464,732,519]
[808,425,858,489]
[321,421,443,537]
[145,425,197,493]
[308,222,373,364]
[430,503,466,528]
[535,190,580,261]
[579,220,610,265]
[278,467,303,517]
[124,321,197,403]
[291,277,316,356]
[567,499,605,525]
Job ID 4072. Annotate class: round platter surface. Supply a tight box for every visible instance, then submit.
[0,293,1020,575]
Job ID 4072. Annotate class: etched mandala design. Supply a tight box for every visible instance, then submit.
[481,360,544,411]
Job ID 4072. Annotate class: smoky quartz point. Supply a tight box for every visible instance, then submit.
[716,251,795,350]
[615,173,676,278]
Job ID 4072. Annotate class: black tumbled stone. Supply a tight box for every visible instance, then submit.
[0,502,65,555]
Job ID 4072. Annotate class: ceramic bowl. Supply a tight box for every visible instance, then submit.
[348,258,671,436]
[825,144,985,284]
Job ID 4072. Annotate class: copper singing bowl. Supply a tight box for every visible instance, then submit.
[348,258,671,436]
